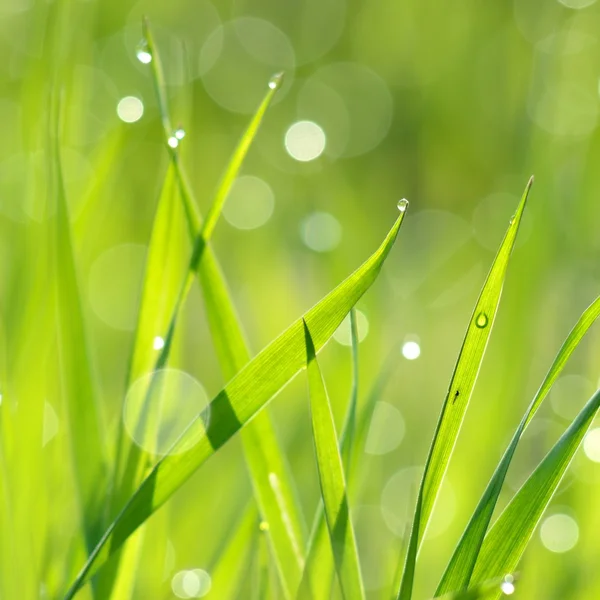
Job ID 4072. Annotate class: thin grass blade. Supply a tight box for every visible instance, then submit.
[141,20,308,597]
[469,387,600,597]
[51,93,108,553]
[303,319,365,600]
[436,295,600,594]
[64,208,406,598]
[397,178,533,600]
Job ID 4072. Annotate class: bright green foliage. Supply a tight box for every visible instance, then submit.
[437,295,600,594]
[397,178,533,599]
[303,319,365,600]
[64,209,406,597]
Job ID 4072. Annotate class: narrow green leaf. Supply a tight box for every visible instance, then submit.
[298,344,399,600]
[469,386,600,597]
[65,208,406,598]
[437,295,600,594]
[142,20,308,598]
[341,309,360,475]
[51,93,108,553]
[303,319,365,600]
[397,178,533,600]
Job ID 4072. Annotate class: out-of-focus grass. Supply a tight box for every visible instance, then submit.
[3,1,600,599]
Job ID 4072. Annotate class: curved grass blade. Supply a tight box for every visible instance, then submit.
[51,92,108,553]
[469,387,600,597]
[397,178,533,600]
[304,320,365,600]
[436,295,600,595]
[141,20,307,598]
[64,209,406,598]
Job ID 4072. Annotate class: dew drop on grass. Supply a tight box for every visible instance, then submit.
[153,336,165,350]
[397,198,409,212]
[168,136,179,149]
[135,39,152,64]
[268,72,284,90]
[174,127,186,141]
[475,312,488,328]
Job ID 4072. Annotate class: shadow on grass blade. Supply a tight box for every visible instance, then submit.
[396,178,533,600]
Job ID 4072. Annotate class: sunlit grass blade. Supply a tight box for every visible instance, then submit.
[469,386,600,596]
[303,319,365,600]
[142,19,308,598]
[436,295,600,595]
[51,93,108,553]
[341,309,360,474]
[64,208,406,598]
[298,343,399,600]
[433,574,518,599]
[208,503,259,599]
[397,178,533,600]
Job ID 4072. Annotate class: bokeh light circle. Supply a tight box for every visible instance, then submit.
[88,244,147,331]
[540,513,579,553]
[223,175,275,230]
[300,212,342,252]
[583,427,600,462]
[549,374,594,421]
[171,568,212,598]
[333,310,369,346]
[364,402,405,455]
[284,121,326,162]
[123,369,209,456]
[199,18,295,114]
[116,96,144,123]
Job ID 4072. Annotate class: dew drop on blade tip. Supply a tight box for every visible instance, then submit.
[397,198,409,213]
[268,72,284,90]
[475,312,488,328]
[174,127,186,140]
[168,136,179,149]
[135,39,152,64]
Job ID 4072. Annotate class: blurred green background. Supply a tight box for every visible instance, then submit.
[2,0,600,598]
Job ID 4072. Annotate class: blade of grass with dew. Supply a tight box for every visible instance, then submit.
[436,295,600,595]
[142,19,308,598]
[469,387,600,597]
[208,503,259,600]
[396,178,533,600]
[64,205,407,599]
[52,93,108,554]
[303,319,365,600]
[298,341,399,600]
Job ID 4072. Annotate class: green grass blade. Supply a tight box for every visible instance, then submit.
[436,295,600,594]
[64,208,406,598]
[397,178,533,600]
[469,387,600,596]
[341,309,360,474]
[51,93,108,553]
[141,20,308,598]
[304,319,365,600]
[298,344,399,600]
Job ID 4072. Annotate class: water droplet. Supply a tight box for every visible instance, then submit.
[167,136,179,149]
[475,312,488,328]
[397,198,409,212]
[135,39,152,64]
[153,336,165,350]
[500,580,515,595]
[268,72,284,90]
[259,521,269,532]
[174,127,186,141]
[509,214,516,225]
